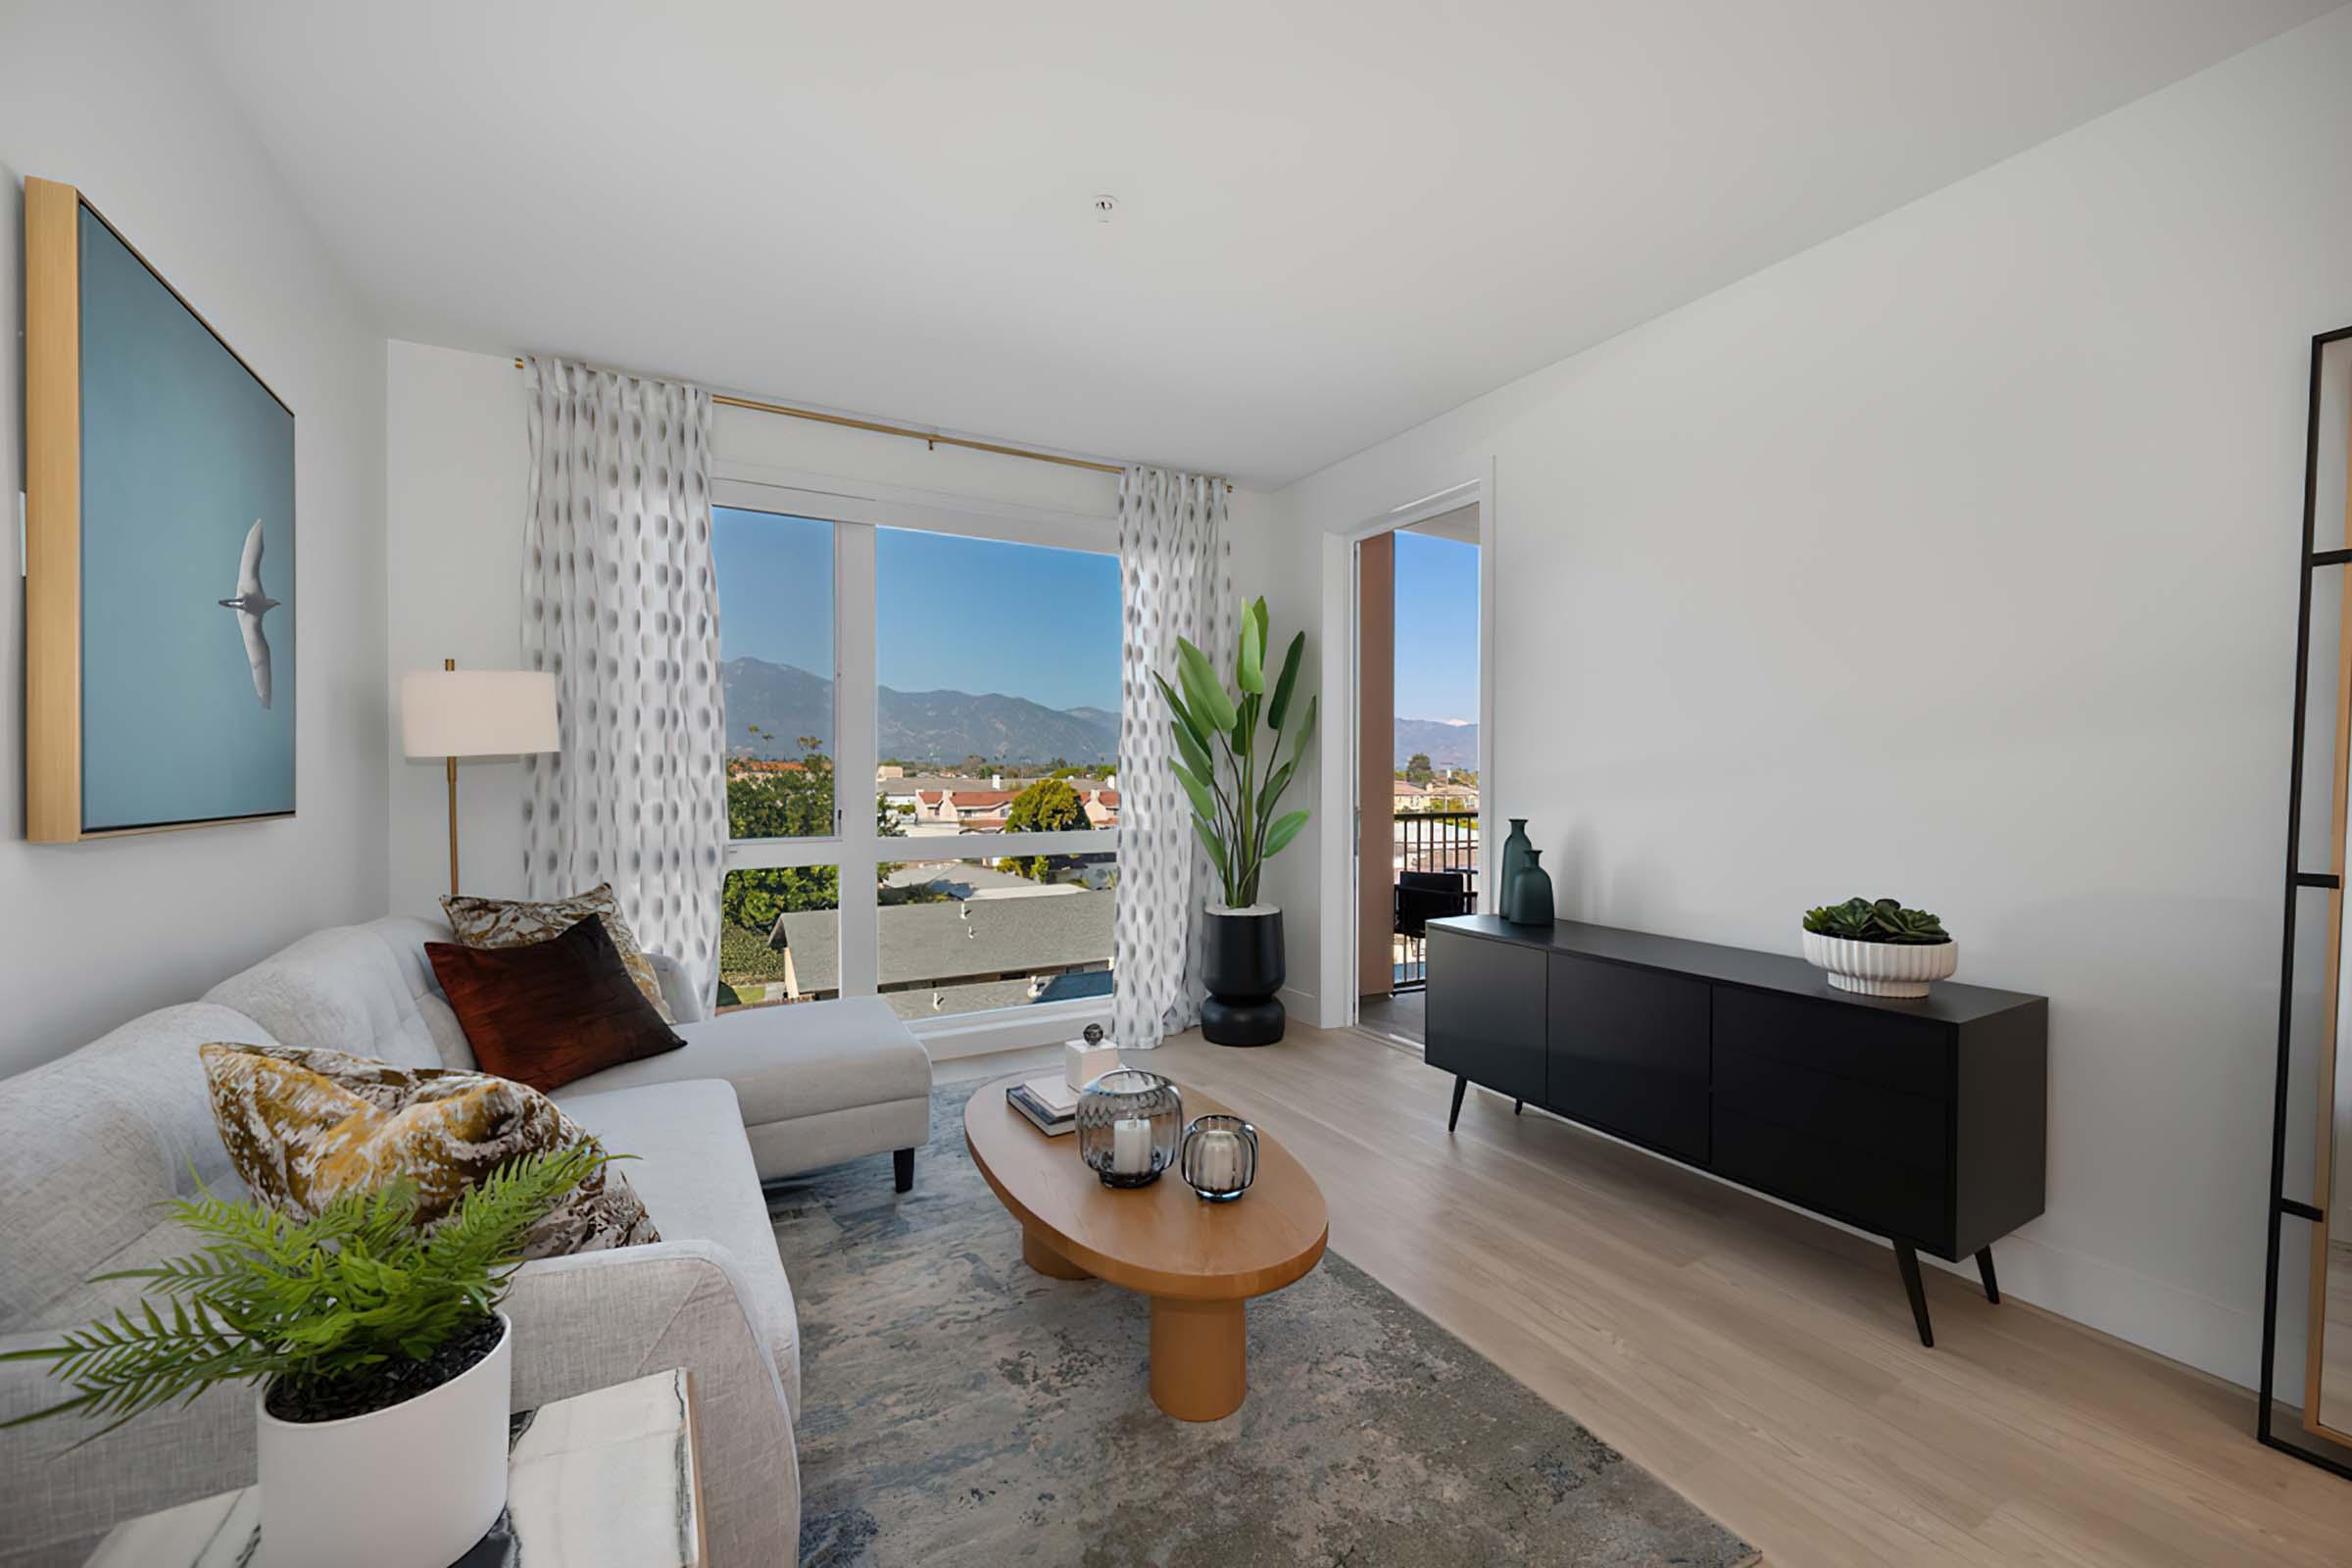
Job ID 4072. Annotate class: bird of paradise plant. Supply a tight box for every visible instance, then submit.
[1154,598,1317,909]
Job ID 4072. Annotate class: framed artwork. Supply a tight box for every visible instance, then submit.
[24,176,296,841]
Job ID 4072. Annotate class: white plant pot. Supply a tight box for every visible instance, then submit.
[1801,931,1958,999]
[256,1311,512,1568]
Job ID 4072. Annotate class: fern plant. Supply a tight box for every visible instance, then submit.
[0,1144,607,1437]
[1802,896,1950,945]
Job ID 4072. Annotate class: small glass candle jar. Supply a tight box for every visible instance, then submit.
[1076,1069,1183,1188]
[1180,1115,1259,1202]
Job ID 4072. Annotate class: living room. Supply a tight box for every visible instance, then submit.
[10,3,2352,1565]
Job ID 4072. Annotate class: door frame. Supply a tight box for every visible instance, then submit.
[1316,461,1498,1033]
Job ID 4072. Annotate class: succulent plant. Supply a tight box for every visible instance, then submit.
[1801,897,1950,946]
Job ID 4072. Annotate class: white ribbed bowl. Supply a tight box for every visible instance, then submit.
[1800,931,1957,999]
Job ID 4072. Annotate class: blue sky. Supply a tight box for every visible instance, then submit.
[710,509,1122,710]
[711,507,1476,721]
[711,508,835,672]
[1393,530,1480,720]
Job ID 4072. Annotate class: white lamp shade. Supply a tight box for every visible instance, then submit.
[401,670,561,760]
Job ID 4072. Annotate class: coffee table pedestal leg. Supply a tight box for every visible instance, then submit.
[1022,1227,1091,1280]
[1149,1297,1247,1421]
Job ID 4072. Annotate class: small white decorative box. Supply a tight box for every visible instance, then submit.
[1064,1038,1121,1092]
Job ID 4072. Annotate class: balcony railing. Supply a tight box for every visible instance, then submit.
[1391,808,1479,992]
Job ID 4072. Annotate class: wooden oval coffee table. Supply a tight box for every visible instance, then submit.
[965,1075,1329,1421]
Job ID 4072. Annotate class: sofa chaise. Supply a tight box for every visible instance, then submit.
[0,913,932,1567]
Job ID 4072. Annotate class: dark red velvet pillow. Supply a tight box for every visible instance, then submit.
[426,913,686,1093]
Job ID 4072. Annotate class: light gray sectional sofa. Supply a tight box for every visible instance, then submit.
[0,914,933,1567]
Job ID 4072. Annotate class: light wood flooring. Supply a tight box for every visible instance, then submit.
[956,1022,2352,1567]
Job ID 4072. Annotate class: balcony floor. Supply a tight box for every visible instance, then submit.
[1356,988,1425,1048]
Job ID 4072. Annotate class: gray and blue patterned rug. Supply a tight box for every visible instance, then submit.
[766,1083,1756,1567]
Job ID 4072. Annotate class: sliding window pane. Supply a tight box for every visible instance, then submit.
[713,508,835,839]
[873,528,1122,804]
[876,853,1117,1020]
[716,864,838,1011]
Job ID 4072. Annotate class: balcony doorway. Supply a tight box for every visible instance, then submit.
[1353,503,1481,1050]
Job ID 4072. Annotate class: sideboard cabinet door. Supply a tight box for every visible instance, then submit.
[1546,956,1710,1163]
[1426,929,1546,1103]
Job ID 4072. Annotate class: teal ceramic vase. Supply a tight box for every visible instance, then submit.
[1504,849,1554,927]
[1498,818,1533,914]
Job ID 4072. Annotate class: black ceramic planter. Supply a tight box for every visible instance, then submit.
[1201,906,1286,1046]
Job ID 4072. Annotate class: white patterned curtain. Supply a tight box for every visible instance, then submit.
[1109,467,1234,1050]
[520,357,728,1000]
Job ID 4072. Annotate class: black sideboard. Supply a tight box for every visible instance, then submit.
[1424,914,2047,1346]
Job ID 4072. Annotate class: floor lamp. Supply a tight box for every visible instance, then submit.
[399,661,561,898]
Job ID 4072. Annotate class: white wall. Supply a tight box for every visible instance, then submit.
[1275,6,2352,1388]
[0,2,388,1074]
[384,343,531,918]
[384,341,1283,927]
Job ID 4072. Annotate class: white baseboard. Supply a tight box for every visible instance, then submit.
[1965,1228,2259,1390]
[1278,985,1328,1028]
[1494,1089,2260,1391]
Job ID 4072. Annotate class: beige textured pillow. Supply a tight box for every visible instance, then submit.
[441,882,674,1023]
[200,1042,660,1258]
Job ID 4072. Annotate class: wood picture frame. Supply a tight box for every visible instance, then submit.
[24,176,297,842]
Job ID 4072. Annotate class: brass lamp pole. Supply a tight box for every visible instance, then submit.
[443,658,461,897]
[399,662,561,900]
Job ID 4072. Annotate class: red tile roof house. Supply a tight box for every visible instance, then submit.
[910,788,1120,831]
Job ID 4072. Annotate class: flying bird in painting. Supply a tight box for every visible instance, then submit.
[216,519,280,709]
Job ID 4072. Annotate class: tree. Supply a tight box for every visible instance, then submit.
[1404,752,1435,785]
[722,735,904,932]
[721,864,838,931]
[1005,777,1089,833]
[1000,777,1091,882]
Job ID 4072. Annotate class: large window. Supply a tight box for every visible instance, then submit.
[712,508,834,838]
[712,495,1121,1030]
[876,853,1117,1020]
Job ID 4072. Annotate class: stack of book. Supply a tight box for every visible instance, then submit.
[1006,1073,1079,1136]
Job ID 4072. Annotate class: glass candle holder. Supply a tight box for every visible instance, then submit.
[1076,1069,1182,1188]
[1180,1115,1259,1202]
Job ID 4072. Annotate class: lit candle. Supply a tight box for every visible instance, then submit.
[1112,1116,1152,1176]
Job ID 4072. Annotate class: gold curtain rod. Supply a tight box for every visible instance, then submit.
[512,356,1229,488]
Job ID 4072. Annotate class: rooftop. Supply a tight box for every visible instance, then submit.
[769,888,1114,996]
[883,773,1116,795]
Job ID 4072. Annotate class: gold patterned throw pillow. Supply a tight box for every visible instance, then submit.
[441,882,674,1023]
[199,1042,660,1258]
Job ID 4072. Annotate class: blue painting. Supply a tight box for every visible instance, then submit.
[76,205,295,831]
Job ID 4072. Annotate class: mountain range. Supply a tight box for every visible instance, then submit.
[1395,715,1480,770]
[723,658,1122,765]
[722,657,1479,770]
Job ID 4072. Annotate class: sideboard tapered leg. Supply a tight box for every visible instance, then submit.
[1895,1242,1934,1348]
[1975,1246,2001,1304]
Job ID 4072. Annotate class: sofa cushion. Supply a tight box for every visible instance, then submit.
[0,1003,274,1335]
[555,1079,799,1395]
[426,916,685,1092]
[557,997,930,1129]
[442,883,675,1023]
[205,919,470,1071]
[199,1042,660,1258]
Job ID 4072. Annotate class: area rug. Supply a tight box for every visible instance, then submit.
[767,1082,1757,1567]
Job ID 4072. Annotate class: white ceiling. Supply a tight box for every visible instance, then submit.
[194,0,2334,488]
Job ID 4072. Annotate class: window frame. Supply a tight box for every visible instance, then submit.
[710,464,1122,1050]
